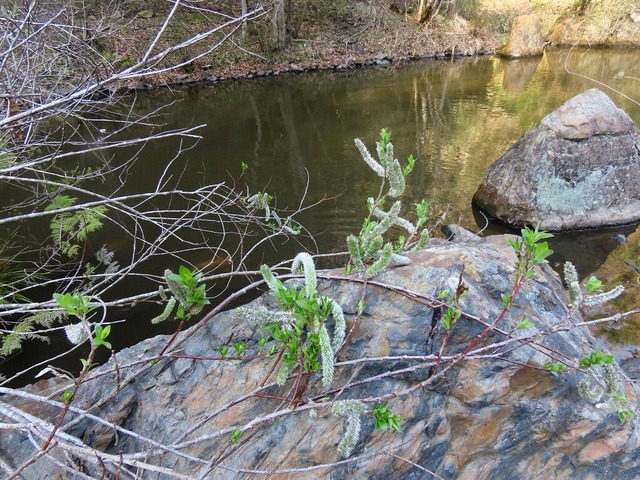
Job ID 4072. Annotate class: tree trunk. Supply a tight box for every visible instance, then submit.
[416,0,447,24]
[272,0,286,49]
[416,0,432,24]
[241,0,248,39]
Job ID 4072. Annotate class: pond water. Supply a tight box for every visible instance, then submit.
[3,47,640,384]
[137,48,640,263]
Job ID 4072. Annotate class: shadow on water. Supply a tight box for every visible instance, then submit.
[3,47,640,384]
[473,206,640,279]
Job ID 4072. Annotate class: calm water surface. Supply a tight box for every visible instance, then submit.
[4,48,640,382]
[135,47,640,274]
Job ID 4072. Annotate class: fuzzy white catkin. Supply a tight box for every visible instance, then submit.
[330,300,346,351]
[260,264,280,292]
[331,399,367,416]
[563,261,583,306]
[332,400,366,458]
[64,323,88,345]
[355,138,385,176]
[291,252,317,296]
[337,412,362,458]
[578,379,604,403]
[583,285,625,307]
[319,323,334,388]
[387,159,405,198]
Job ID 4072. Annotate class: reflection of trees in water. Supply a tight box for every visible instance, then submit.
[404,58,496,225]
[276,86,308,193]
[122,49,640,237]
[502,57,542,94]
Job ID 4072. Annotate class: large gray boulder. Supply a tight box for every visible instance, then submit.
[473,88,640,230]
[1,233,639,478]
[500,14,545,58]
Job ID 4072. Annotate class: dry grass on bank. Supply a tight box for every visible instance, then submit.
[90,0,639,85]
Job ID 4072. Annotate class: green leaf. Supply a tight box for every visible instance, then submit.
[533,242,553,264]
[230,428,243,445]
[403,154,416,177]
[53,292,95,317]
[515,316,534,330]
[441,306,460,330]
[437,289,450,300]
[92,324,112,350]
[612,394,629,403]
[618,409,634,424]
[543,361,566,376]
[501,293,512,309]
[257,336,269,353]
[372,401,402,433]
[507,237,522,252]
[61,389,74,404]
[585,276,603,294]
[580,351,614,368]
[80,358,97,371]
[46,196,106,257]
[233,341,246,357]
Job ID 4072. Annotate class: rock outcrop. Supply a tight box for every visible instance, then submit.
[548,9,640,48]
[500,15,545,58]
[473,88,640,230]
[1,232,639,479]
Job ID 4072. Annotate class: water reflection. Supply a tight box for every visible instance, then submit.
[131,48,640,346]
[501,57,542,93]
[4,48,640,381]
[66,50,640,308]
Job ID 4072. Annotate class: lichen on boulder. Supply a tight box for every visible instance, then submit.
[473,88,640,230]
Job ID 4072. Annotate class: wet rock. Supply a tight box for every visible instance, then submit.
[440,224,479,243]
[547,14,581,45]
[473,89,640,230]
[500,15,545,58]
[3,233,639,478]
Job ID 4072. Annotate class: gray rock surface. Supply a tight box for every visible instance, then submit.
[473,88,640,230]
[1,234,639,478]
